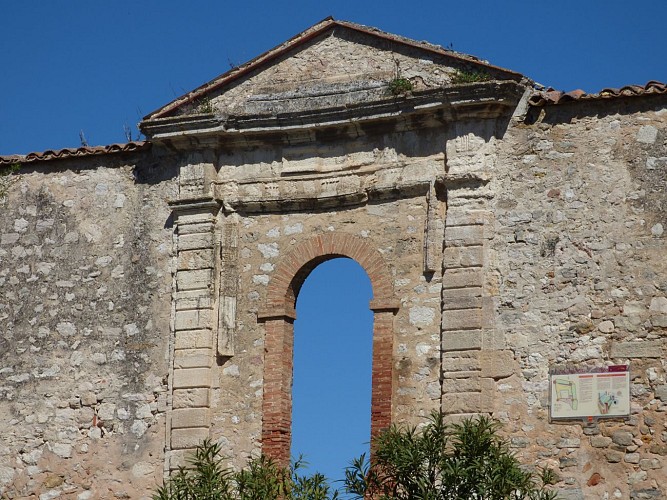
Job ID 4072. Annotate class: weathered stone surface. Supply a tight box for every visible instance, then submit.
[611,341,664,358]
[479,350,515,379]
[442,330,482,351]
[612,431,634,447]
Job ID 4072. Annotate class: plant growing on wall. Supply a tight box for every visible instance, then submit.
[0,162,20,201]
[387,59,413,96]
[451,69,493,84]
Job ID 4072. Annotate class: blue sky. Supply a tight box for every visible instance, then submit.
[3,0,666,492]
[2,1,666,156]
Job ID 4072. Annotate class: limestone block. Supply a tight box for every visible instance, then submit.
[175,309,212,331]
[654,385,667,401]
[172,368,211,389]
[178,233,215,251]
[169,449,191,470]
[175,211,217,226]
[445,210,491,227]
[481,330,507,350]
[442,351,481,372]
[442,392,481,414]
[441,294,482,311]
[173,388,210,409]
[444,225,484,247]
[177,222,216,235]
[171,408,211,429]
[442,268,483,289]
[442,376,481,393]
[610,341,664,359]
[480,350,515,379]
[590,436,612,448]
[611,431,633,447]
[480,378,495,412]
[442,370,479,379]
[176,269,213,291]
[171,427,210,450]
[442,246,484,269]
[442,330,482,351]
[637,125,658,144]
[174,348,213,369]
[442,383,493,414]
[650,297,667,314]
[442,287,483,299]
[175,329,214,350]
[175,290,214,311]
[441,308,482,331]
[178,249,215,270]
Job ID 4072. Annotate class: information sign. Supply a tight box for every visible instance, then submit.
[549,365,630,420]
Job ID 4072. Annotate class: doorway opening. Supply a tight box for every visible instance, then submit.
[291,257,373,486]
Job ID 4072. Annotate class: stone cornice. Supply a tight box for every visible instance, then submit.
[141,81,526,149]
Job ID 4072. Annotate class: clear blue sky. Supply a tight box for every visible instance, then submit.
[3,0,666,493]
[2,1,665,155]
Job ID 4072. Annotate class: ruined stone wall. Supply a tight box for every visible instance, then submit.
[488,98,667,499]
[0,155,177,499]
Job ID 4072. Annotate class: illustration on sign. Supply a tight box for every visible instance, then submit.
[549,366,630,420]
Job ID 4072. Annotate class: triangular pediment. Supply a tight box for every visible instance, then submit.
[144,18,523,121]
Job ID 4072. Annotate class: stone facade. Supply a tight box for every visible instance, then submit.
[1,18,666,499]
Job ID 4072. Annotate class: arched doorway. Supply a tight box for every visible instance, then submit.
[257,233,399,465]
[291,258,373,482]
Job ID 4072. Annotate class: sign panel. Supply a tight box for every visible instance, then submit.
[549,366,630,420]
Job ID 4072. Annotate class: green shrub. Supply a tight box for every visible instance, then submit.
[451,69,493,84]
[344,412,558,500]
[387,77,413,96]
[153,440,338,500]
[154,414,558,499]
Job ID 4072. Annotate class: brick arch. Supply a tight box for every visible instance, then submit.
[257,232,399,464]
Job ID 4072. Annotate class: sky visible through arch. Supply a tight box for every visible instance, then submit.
[292,258,373,492]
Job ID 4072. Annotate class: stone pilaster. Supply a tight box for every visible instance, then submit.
[168,198,220,469]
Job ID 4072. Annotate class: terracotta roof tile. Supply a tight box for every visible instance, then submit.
[529,81,667,106]
[0,141,150,166]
